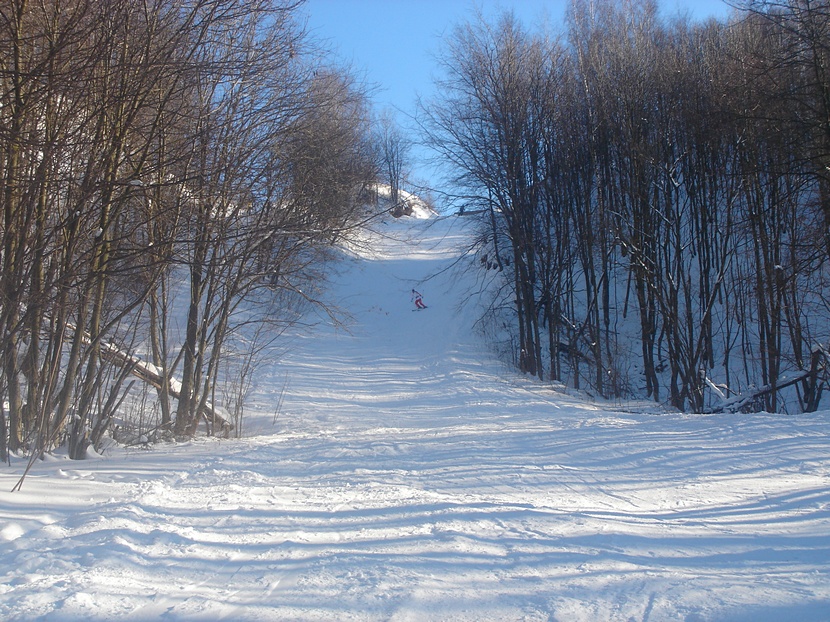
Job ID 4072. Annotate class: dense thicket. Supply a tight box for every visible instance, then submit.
[0,0,378,465]
[425,0,830,413]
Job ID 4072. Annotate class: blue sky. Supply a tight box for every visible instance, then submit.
[301,0,733,187]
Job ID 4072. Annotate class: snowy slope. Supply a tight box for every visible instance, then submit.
[2,216,830,621]
[371,183,436,219]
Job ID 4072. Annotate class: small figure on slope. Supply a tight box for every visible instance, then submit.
[411,289,427,310]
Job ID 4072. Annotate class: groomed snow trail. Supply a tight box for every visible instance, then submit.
[2,216,830,621]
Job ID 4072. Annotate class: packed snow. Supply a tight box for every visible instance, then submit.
[2,215,830,621]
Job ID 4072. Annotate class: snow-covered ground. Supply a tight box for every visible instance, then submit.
[2,215,830,621]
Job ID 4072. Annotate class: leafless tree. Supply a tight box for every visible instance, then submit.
[425,0,830,412]
[375,109,411,216]
[1,0,381,468]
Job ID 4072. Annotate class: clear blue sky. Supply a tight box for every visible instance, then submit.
[301,0,733,188]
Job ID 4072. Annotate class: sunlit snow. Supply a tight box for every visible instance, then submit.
[1,215,829,621]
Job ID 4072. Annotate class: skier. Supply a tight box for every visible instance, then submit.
[411,289,427,309]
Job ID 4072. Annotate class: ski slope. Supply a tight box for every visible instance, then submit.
[2,215,830,621]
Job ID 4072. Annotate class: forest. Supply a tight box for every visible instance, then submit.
[0,0,394,464]
[424,0,830,415]
[2,0,829,465]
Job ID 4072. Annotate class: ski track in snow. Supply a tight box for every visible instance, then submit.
[2,216,830,621]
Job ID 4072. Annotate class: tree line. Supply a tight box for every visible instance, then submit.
[424,0,830,413]
[0,0,409,465]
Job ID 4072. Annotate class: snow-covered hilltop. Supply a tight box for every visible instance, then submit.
[369,182,437,220]
[1,216,829,621]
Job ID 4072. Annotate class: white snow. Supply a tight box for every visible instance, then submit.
[371,183,436,219]
[2,215,830,621]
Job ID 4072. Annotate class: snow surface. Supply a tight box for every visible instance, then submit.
[371,183,435,219]
[2,215,830,621]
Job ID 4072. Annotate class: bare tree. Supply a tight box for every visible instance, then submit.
[375,110,411,216]
[422,0,830,413]
[1,0,380,469]
[424,12,550,378]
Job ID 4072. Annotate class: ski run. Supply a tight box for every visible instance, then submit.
[2,214,830,621]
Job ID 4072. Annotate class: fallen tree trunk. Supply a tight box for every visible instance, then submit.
[705,369,814,414]
[99,340,233,438]
[706,348,829,414]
